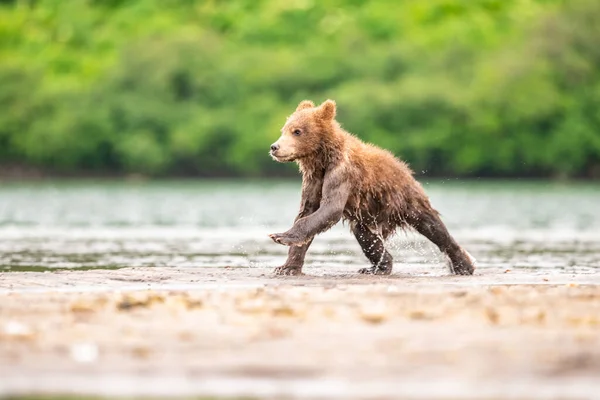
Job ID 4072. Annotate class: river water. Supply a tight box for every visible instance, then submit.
[0,179,599,275]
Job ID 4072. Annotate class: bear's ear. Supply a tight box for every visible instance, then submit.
[316,99,336,120]
[296,100,315,112]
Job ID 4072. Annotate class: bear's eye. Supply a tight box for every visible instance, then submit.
[292,129,302,136]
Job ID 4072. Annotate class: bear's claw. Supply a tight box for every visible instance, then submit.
[273,266,303,276]
[269,232,304,247]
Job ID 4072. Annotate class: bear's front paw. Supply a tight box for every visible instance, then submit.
[273,266,303,276]
[268,232,305,247]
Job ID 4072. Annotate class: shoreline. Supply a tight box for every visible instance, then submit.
[2,266,600,399]
[0,165,594,183]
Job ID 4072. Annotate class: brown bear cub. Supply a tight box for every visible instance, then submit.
[269,99,476,276]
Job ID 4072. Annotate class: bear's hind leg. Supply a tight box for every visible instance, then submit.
[273,238,314,276]
[352,223,393,275]
[408,210,475,275]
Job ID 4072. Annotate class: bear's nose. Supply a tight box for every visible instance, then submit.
[270,143,280,152]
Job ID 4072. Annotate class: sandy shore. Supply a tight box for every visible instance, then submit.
[2,266,600,399]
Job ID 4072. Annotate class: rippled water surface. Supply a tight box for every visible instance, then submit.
[1,179,599,274]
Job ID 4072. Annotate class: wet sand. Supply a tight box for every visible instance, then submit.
[2,266,600,399]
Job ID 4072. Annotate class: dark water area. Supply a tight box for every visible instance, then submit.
[1,179,599,274]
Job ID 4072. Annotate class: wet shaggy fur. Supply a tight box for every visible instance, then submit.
[269,99,476,276]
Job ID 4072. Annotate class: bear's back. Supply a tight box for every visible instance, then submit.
[344,133,415,189]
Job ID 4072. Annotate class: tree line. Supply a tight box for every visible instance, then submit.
[1,0,599,178]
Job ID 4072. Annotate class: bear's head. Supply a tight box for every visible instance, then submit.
[270,99,337,163]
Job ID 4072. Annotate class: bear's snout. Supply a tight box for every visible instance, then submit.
[269,136,296,162]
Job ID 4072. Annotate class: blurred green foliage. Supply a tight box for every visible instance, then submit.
[1,0,599,178]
